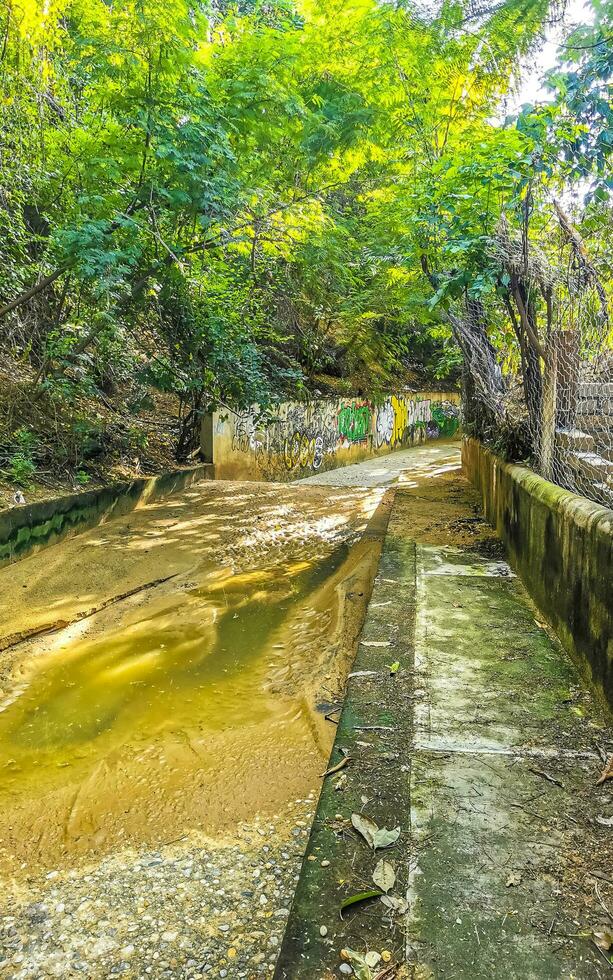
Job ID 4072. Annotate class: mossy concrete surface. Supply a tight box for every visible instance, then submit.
[274,505,416,978]
[462,437,613,708]
[275,473,612,979]
[0,463,214,567]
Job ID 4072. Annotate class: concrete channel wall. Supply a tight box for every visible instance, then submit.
[202,391,460,481]
[0,464,214,567]
[463,436,613,708]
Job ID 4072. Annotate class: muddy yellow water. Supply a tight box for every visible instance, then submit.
[0,482,385,876]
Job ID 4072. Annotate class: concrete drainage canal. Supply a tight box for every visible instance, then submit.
[0,478,393,980]
[3,441,609,979]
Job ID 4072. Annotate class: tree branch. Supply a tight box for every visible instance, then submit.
[0,267,68,318]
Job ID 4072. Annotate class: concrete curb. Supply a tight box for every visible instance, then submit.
[274,491,415,978]
[0,463,214,567]
[462,436,613,708]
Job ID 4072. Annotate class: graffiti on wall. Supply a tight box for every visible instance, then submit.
[217,392,459,477]
[430,401,460,437]
[374,401,394,447]
[337,402,372,445]
[229,402,341,474]
[373,397,459,448]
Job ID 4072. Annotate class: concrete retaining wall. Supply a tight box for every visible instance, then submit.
[0,464,214,567]
[204,391,460,481]
[462,437,613,708]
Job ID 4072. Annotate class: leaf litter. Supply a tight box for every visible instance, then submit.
[351,813,401,850]
[372,859,395,893]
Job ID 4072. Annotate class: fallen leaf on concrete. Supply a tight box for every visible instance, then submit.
[381,894,408,914]
[321,757,350,778]
[373,860,396,893]
[373,826,401,850]
[340,949,373,980]
[596,755,613,786]
[351,813,379,848]
[592,926,613,951]
[351,813,401,850]
[340,890,383,916]
[506,872,522,887]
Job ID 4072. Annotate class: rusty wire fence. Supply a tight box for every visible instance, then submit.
[536,322,613,508]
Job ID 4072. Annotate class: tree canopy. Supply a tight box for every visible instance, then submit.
[0,0,611,483]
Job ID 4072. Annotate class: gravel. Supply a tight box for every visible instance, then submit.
[0,799,316,979]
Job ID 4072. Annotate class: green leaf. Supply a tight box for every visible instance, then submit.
[340,890,383,916]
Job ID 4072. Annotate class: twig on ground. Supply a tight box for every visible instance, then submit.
[529,767,565,789]
[510,801,547,821]
[352,725,396,732]
[590,871,613,888]
[374,964,398,980]
[595,881,613,922]
[321,757,351,779]
[591,940,613,970]
[325,706,342,724]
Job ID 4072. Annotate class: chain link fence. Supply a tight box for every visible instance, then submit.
[535,325,613,508]
[462,209,613,511]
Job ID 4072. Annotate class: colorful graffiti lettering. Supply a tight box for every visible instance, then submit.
[373,396,457,447]
[390,395,408,446]
[282,432,325,470]
[337,402,372,444]
[374,401,394,447]
[220,392,459,478]
[230,402,339,474]
[430,401,460,437]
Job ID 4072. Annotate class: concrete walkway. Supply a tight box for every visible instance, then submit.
[298,441,462,488]
[276,445,613,979]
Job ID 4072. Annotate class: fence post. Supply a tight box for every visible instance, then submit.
[540,339,558,481]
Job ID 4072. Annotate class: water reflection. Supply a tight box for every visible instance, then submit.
[0,544,351,799]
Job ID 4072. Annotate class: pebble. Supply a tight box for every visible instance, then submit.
[340,965,353,975]
[319,926,328,937]
[1,806,315,979]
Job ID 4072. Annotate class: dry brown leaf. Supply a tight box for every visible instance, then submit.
[373,860,396,893]
[596,754,613,786]
[380,894,408,914]
[592,926,613,952]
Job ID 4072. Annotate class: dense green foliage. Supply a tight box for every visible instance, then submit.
[0,0,611,478]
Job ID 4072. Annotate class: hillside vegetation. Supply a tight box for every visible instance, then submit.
[0,0,611,499]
